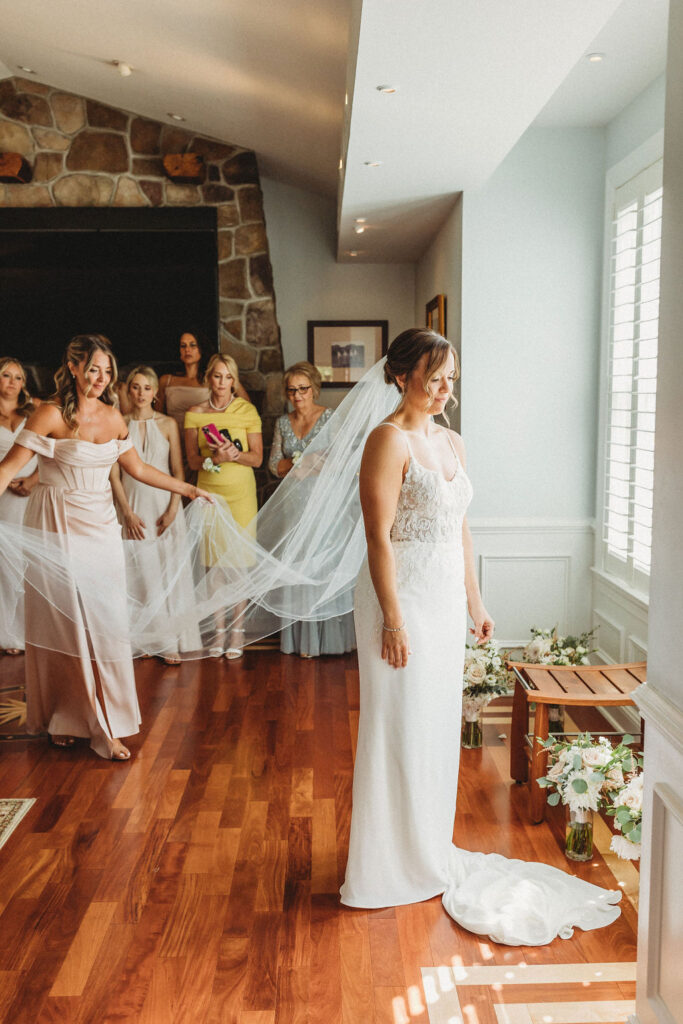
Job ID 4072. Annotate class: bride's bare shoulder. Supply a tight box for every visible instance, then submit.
[363,422,409,467]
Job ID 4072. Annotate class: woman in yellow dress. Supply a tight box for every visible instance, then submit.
[184,353,262,657]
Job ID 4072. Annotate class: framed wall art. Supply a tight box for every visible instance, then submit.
[307,319,389,387]
[426,294,447,337]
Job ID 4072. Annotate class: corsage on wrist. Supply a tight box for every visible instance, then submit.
[202,456,220,474]
[291,451,302,465]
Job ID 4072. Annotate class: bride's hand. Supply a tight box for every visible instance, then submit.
[469,606,495,645]
[381,625,411,669]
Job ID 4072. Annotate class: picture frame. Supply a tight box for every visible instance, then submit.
[426,294,447,337]
[307,319,389,388]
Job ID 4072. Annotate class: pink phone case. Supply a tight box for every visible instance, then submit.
[202,423,224,446]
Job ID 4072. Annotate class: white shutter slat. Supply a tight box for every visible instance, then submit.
[603,158,662,582]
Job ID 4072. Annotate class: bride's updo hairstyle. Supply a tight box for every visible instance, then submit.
[384,327,460,409]
[53,334,119,432]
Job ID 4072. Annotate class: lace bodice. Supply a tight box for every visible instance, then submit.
[390,430,473,544]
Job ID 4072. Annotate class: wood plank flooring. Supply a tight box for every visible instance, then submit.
[0,652,638,1023]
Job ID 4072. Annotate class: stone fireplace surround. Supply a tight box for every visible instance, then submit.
[0,76,285,490]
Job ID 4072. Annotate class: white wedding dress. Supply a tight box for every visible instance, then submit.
[340,424,622,945]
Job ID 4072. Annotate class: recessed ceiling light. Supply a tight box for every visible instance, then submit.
[355,217,367,223]
[586,52,605,63]
[364,161,382,167]
[376,85,397,94]
[348,251,359,257]
[354,226,365,234]
[111,59,133,77]
[18,65,37,74]
[168,113,186,122]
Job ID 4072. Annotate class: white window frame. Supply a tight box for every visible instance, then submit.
[594,131,664,605]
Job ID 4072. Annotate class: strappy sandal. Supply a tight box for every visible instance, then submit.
[225,628,245,660]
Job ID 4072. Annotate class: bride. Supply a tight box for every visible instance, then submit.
[340,327,622,945]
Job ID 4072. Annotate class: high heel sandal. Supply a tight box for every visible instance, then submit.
[225,628,245,660]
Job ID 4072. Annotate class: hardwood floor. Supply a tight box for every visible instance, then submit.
[0,651,638,1023]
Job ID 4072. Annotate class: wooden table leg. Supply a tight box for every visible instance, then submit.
[510,680,529,783]
[529,702,550,824]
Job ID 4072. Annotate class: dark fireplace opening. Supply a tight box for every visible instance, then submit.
[0,207,219,395]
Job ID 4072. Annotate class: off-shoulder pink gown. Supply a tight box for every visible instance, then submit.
[16,430,141,759]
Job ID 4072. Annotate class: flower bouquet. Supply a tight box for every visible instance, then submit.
[537,732,639,861]
[523,626,598,732]
[462,640,513,749]
[606,769,644,860]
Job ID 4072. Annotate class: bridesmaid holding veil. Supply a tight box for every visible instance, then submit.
[0,334,211,760]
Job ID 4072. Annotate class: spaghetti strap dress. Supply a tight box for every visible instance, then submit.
[341,423,622,945]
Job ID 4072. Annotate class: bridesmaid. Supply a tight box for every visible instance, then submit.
[157,329,249,474]
[184,353,262,658]
[110,366,201,664]
[0,357,39,655]
[0,334,212,760]
[268,361,356,657]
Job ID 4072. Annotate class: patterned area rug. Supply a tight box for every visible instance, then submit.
[0,799,35,850]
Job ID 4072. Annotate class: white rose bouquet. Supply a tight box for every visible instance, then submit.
[461,639,513,748]
[537,731,642,861]
[606,772,644,860]
[523,625,598,732]
[523,625,597,667]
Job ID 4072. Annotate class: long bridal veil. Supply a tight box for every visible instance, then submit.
[0,358,400,659]
[0,355,624,945]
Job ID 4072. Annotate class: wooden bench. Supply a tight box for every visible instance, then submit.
[508,660,646,823]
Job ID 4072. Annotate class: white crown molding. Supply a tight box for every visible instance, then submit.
[633,684,683,757]
[468,518,594,535]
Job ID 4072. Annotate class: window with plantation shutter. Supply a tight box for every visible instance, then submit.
[602,159,662,589]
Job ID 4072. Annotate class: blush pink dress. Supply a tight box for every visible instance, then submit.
[16,430,141,759]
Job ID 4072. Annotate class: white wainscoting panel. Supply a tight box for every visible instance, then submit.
[469,519,594,647]
[591,568,649,664]
[633,686,683,1024]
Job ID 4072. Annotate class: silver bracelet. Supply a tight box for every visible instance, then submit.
[382,622,406,632]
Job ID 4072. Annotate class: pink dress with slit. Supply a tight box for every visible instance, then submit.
[16,430,141,759]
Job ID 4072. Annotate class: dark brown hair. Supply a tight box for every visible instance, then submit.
[384,328,459,404]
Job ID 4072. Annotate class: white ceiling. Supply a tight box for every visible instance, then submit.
[0,0,670,264]
[0,0,349,196]
[337,0,669,262]
[535,0,669,127]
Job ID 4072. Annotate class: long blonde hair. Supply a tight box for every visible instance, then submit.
[52,334,119,433]
[0,356,35,414]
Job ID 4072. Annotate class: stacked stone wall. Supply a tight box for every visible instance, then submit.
[0,76,285,482]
